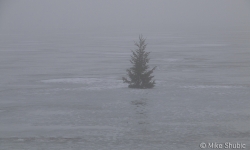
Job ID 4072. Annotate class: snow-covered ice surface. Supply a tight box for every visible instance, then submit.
[0,31,250,149]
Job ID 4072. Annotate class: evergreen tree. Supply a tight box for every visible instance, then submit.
[123,35,156,89]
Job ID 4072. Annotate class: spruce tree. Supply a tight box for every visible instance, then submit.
[123,35,156,89]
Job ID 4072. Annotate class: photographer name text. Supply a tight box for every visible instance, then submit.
[200,142,246,149]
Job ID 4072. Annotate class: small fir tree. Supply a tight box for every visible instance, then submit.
[123,35,156,89]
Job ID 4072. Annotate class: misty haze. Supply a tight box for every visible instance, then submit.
[0,0,250,149]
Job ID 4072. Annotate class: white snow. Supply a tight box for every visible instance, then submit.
[181,85,244,89]
[41,77,127,91]
[0,32,249,150]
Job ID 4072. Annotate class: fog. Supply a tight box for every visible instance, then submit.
[0,1,250,150]
[0,0,250,35]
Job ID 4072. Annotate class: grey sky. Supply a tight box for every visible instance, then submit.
[0,0,249,34]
